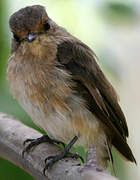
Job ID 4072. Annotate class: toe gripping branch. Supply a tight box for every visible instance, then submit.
[22,134,65,158]
[22,135,84,176]
[43,136,84,175]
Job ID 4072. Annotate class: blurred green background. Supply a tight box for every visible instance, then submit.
[0,0,139,179]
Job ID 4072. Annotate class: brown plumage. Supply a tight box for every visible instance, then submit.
[7,5,136,170]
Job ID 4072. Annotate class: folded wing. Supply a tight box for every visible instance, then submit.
[56,39,136,163]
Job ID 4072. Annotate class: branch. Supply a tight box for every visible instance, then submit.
[0,113,118,180]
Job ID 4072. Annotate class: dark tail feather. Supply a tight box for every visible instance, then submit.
[112,135,136,164]
[106,139,116,176]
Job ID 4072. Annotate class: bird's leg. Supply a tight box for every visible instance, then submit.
[43,136,84,175]
[22,134,65,157]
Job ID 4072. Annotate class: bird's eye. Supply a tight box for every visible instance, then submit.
[43,21,50,31]
[13,34,20,42]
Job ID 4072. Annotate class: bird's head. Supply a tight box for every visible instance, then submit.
[9,5,65,58]
[9,5,52,43]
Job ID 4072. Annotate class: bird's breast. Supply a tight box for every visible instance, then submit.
[7,55,75,135]
[7,55,106,149]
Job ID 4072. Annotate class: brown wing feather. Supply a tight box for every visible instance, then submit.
[57,40,128,137]
[57,39,136,163]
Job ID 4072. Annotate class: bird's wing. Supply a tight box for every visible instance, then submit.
[56,39,136,163]
[57,40,128,138]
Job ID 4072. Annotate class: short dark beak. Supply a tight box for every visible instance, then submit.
[24,33,37,42]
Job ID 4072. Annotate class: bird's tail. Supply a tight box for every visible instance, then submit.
[112,134,136,164]
[106,139,116,176]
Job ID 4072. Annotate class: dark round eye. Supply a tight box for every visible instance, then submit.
[43,21,50,31]
[13,34,20,42]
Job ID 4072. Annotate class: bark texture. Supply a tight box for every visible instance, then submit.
[0,113,118,180]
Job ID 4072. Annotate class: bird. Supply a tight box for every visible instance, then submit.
[7,5,136,174]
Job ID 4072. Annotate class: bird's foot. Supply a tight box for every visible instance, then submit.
[22,134,65,157]
[43,136,83,175]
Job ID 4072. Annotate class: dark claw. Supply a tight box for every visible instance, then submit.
[22,149,26,158]
[43,154,62,175]
[45,155,56,164]
[23,138,35,146]
[22,135,65,158]
[43,158,56,175]
[22,136,80,176]
[65,152,84,163]
[22,139,38,158]
[43,152,84,175]
[43,136,83,176]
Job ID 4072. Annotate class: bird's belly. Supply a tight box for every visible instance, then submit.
[14,91,74,142]
[8,71,106,151]
[10,86,108,168]
[17,92,104,147]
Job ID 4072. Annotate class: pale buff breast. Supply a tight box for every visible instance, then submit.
[7,54,103,144]
[7,52,108,168]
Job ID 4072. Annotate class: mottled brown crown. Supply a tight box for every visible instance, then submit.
[9,5,49,38]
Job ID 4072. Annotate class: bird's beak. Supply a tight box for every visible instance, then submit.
[24,33,37,42]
